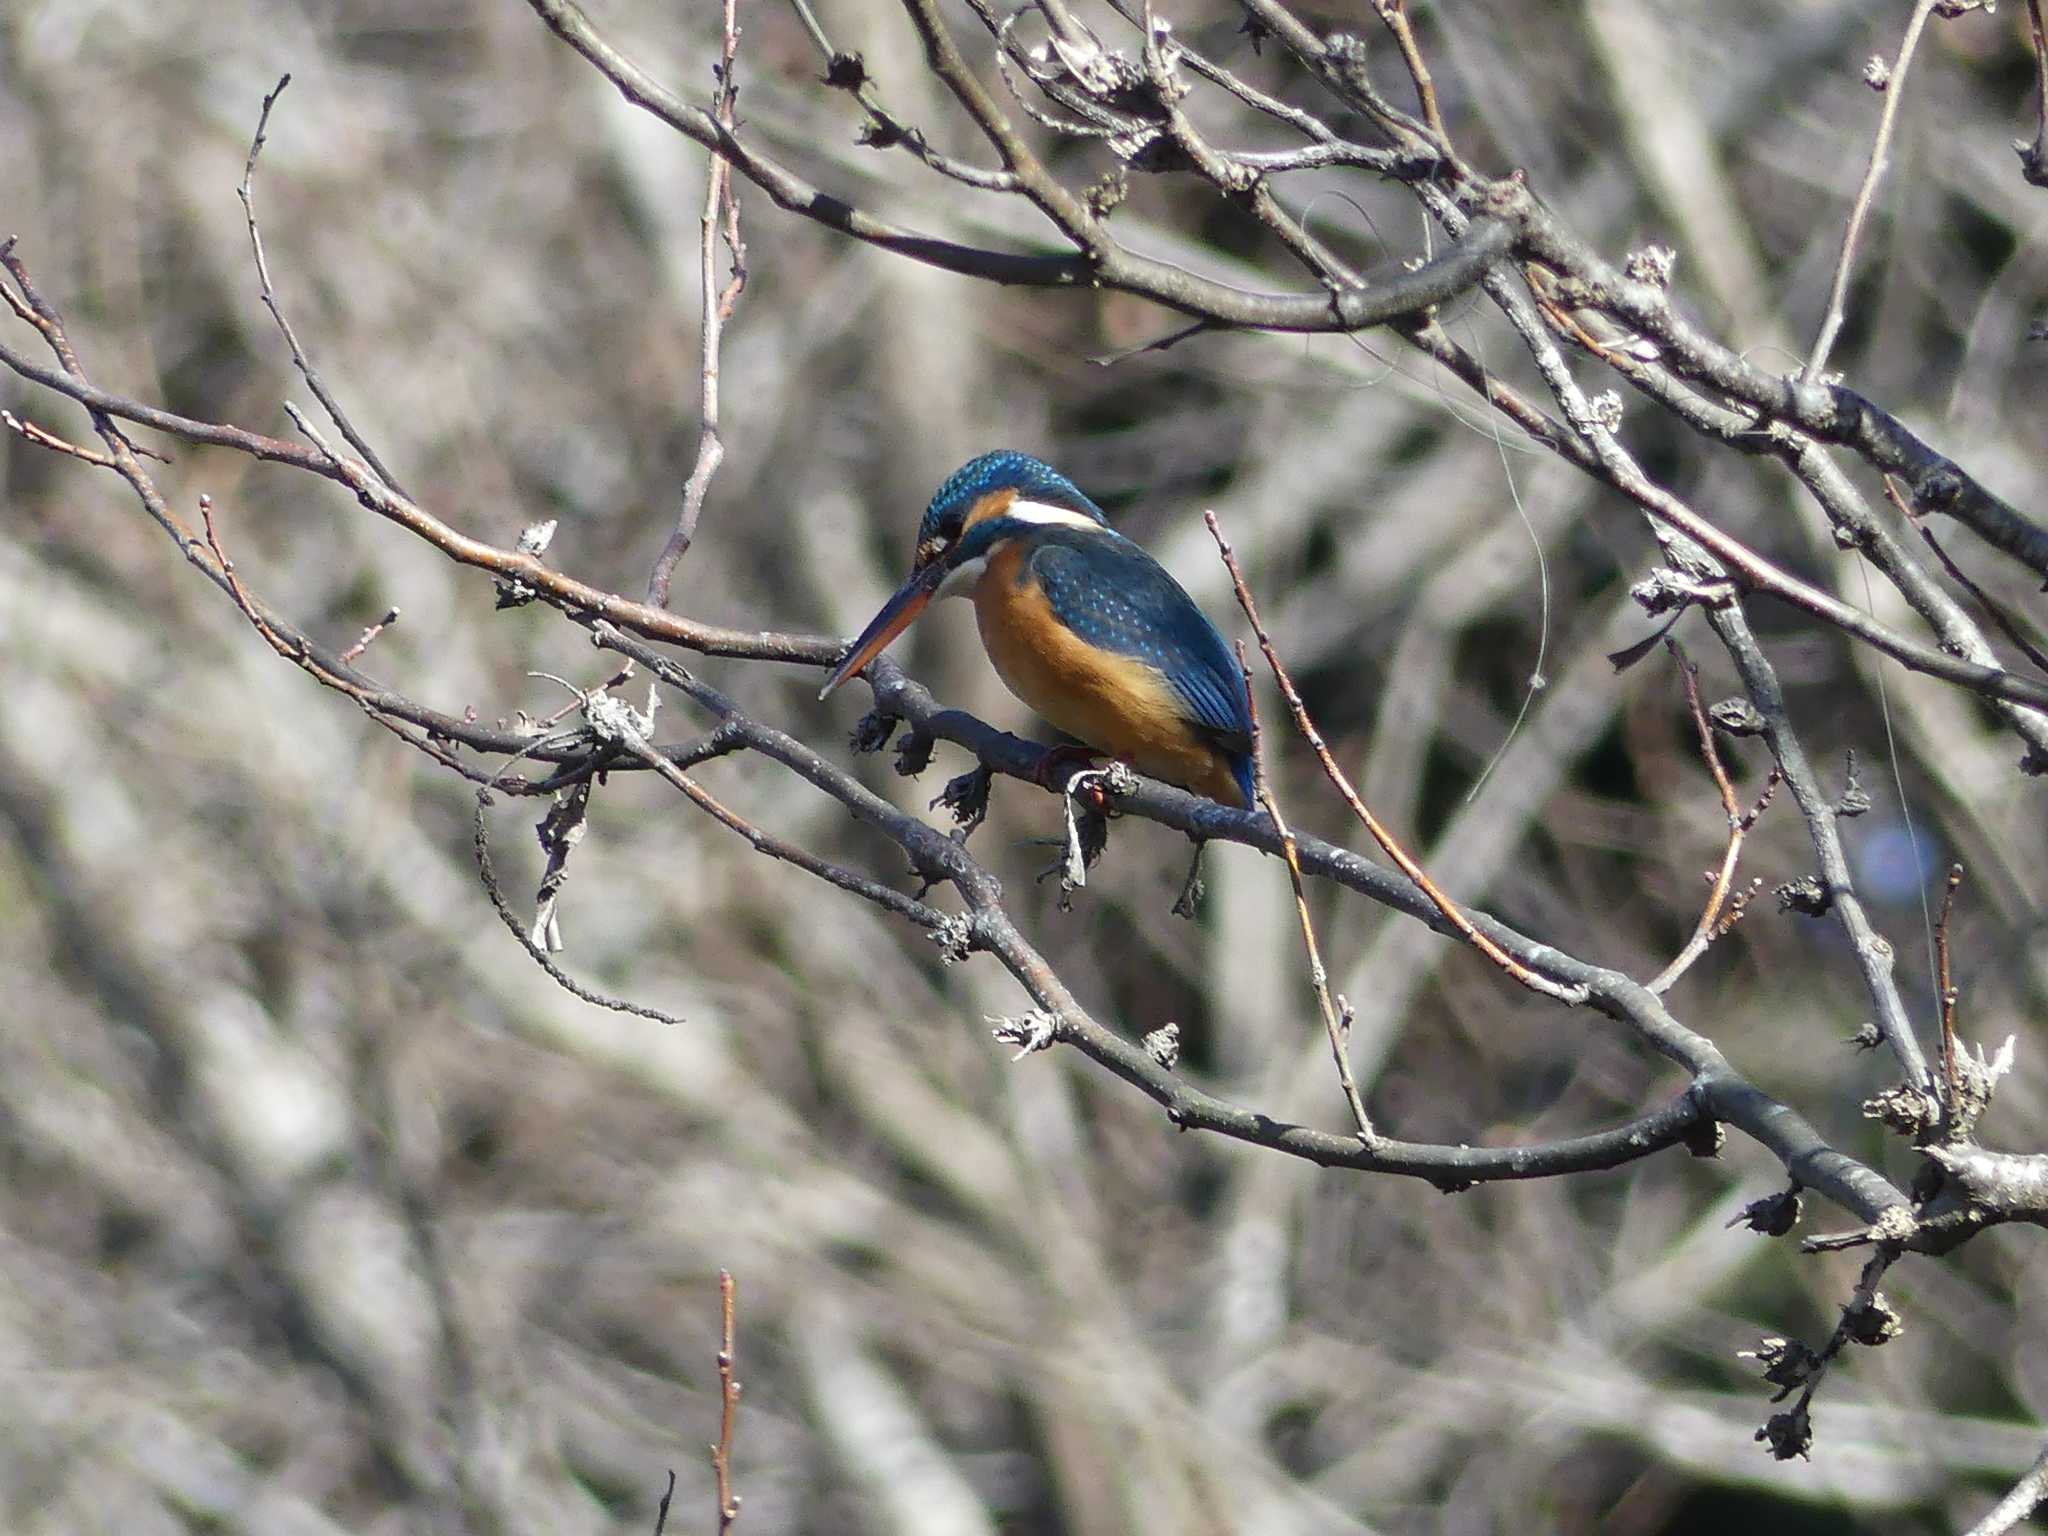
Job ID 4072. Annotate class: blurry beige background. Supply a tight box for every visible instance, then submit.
[4,1,2048,1532]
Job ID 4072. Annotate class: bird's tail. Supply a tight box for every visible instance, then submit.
[1230,753,1256,810]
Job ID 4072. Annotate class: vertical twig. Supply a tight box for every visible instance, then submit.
[239,74,414,500]
[710,1269,741,1533]
[651,1469,676,1536]
[1235,641,1376,1143]
[1802,0,1939,382]
[2019,0,2048,186]
[1206,513,1586,1005]
[648,0,747,606]
[1374,0,1450,150]
[1936,862,1964,1101]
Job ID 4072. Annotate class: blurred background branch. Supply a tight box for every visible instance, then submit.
[4,0,2048,1530]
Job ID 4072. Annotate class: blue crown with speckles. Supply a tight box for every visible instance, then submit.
[918,451,1111,546]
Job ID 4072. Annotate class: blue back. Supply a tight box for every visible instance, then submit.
[1028,532,1257,804]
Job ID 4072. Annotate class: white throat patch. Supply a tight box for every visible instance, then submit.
[934,553,989,600]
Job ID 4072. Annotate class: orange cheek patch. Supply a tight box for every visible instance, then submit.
[959,488,1018,536]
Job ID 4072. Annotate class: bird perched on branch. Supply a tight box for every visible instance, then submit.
[820,451,1256,808]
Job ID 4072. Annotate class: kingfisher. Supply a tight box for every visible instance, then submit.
[820,451,1256,809]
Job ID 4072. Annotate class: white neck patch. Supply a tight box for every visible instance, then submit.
[935,553,990,600]
[1002,498,1104,532]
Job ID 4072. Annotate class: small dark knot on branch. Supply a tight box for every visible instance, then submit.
[1740,1336,1821,1401]
[1774,874,1832,916]
[1323,31,1370,66]
[1728,1186,1803,1237]
[931,764,993,839]
[1681,1115,1726,1159]
[1843,1291,1902,1346]
[1756,1404,1813,1461]
[930,913,974,964]
[821,51,867,89]
[849,710,897,755]
[989,1009,1059,1059]
[1623,244,1677,288]
[1630,567,1733,617]
[1862,1082,1940,1139]
[1708,697,1767,736]
[894,727,934,778]
[1142,1022,1181,1068]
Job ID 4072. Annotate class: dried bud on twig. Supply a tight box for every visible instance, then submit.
[1756,1404,1814,1460]
[1624,244,1677,287]
[1775,875,1832,916]
[1729,1187,1803,1237]
[989,1010,1059,1059]
[1844,1292,1903,1345]
[1740,1336,1822,1399]
[1143,1022,1182,1068]
[1863,1082,1940,1139]
[1709,698,1766,736]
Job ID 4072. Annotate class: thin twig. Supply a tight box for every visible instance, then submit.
[1893,483,2048,678]
[1936,862,1964,1101]
[711,1269,741,1533]
[1966,1436,2048,1536]
[1482,262,1941,1086]
[2,410,116,464]
[790,0,1020,189]
[2019,0,2048,186]
[1648,643,1778,993]
[199,493,290,655]
[1375,0,1451,151]
[651,1469,676,1536]
[239,74,414,500]
[648,0,745,606]
[1236,640,1376,1143]
[472,794,692,1025]
[1206,512,1587,1005]
[1801,0,1940,382]
[340,606,401,664]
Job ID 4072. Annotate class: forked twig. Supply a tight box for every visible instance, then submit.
[1649,643,1778,993]
[1236,641,1375,1143]
[2,410,116,465]
[472,794,691,1026]
[1206,513,1585,1004]
[648,0,746,606]
[1802,0,1940,382]
[1375,0,1451,152]
[239,74,413,500]
[1888,472,2048,676]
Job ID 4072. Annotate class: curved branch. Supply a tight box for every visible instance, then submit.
[520,0,1514,332]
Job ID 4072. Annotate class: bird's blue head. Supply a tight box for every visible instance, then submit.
[912,450,1111,569]
[822,452,1112,698]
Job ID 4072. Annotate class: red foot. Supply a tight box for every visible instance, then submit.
[1031,742,1101,792]
[1033,744,1127,814]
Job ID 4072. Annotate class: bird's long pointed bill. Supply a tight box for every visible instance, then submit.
[818,562,943,699]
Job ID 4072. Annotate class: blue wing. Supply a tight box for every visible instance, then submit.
[1028,534,1254,759]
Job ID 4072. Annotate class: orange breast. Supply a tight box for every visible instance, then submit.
[972,542,1243,803]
